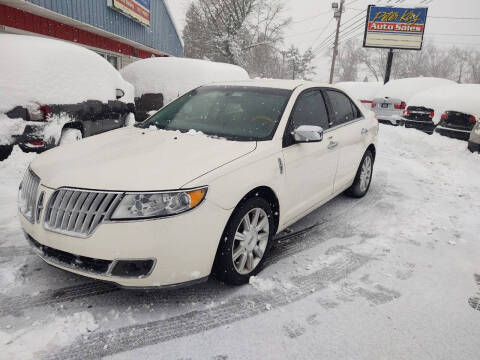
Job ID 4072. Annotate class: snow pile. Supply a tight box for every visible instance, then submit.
[0,34,133,113]
[407,84,480,124]
[374,77,456,103]
[0,311,98,359]
[336,82,383,101]
[120,57,250,104]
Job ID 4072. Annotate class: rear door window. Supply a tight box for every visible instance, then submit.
[325,90,357,126]
[290,90,330,130]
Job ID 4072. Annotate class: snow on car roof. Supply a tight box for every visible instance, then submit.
[207,79,312,90]
[408,84,480,124]
[373,77,456,104]
[120,57,250,104]
[0,34,132,113]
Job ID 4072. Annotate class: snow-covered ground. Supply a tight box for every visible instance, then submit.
[0,125,479,359]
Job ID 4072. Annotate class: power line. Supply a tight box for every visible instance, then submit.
[425,33,480,37]
[290,10,333,24]
[315,22,365,55]
[340,15,365,33]
[429,16,480,20]
[313,16,365,55]
[308,18,335,49]
[340,9,366,28]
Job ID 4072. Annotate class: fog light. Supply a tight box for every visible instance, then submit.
[110,259,155,277]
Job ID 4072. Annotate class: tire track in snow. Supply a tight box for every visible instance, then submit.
[0,224,323,316]
[0,188,382,316]
[0,245,33,258]
[44,250,372,360]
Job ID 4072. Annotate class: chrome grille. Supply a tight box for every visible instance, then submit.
[19,168,40,223]
[44,189,122,237]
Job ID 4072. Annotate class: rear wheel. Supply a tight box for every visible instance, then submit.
[0,145,13,161]
[214,197,274,285]
[59,128,82,145]
[346,149,374,198]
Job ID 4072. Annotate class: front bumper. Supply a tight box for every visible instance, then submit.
[435,126,471,141]
[377,114,402,125]
[20,184,232,288]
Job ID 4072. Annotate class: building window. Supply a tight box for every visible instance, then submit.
[106,55,119,69]
[95,51,120,69]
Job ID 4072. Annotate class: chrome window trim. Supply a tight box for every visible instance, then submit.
[324,117,365,133]
[436,126,471,133]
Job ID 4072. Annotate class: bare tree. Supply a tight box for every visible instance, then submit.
[337,40,480,83]
[334,39,363,81]
[183,0,291,78]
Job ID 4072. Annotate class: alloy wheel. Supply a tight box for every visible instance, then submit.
[359,155,372,192]
[232,207,269,275]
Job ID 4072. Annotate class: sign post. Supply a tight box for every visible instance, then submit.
[384,48,394,84]
[363,5,428,83]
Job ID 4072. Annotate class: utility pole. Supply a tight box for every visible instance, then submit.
[329,0,344,84]
[384,48,394,84]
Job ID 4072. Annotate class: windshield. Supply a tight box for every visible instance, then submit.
[136,86,292,141]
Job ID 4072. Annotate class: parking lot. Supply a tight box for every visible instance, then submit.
[1,124,479,359]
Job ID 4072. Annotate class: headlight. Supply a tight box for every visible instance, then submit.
[110,187,207,220]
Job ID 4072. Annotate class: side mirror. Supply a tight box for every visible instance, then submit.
[116,88,125,99]
[292,125,324,143]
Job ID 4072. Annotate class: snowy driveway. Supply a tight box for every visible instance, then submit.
[1,125,479,359]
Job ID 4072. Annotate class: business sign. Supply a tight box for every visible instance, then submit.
[363,5,428,50]
[108,0,151,26]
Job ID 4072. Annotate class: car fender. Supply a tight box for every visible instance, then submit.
[183,140,286,212]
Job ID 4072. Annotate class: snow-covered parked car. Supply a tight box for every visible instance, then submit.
[120,57,250,122]
[336,81,383,108]
[0,34,135,161]
[434,85,480,141]
[401,84,480,136]
[372,77,456,125]
[18,80,378,288]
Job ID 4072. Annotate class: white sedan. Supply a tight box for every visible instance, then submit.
[18,80,378,288]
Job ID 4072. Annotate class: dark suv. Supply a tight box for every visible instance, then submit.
[0,34,135,161]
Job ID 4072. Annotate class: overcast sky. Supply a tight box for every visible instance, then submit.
[165,0,480,81]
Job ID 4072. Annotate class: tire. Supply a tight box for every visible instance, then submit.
[346,149,374,198]
[214,197,274,285]
[59,128,82,145]
[0,145,14,161]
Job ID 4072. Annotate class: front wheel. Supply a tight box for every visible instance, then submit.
[0,145,14,161]
[346,149,374,198]
[214,197,274,285]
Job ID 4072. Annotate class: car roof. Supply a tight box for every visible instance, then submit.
[203,79,336,91]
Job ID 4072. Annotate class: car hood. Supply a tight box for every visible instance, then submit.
[30,127,257,191]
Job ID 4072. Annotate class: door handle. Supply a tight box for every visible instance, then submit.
[361,128,369,135]
[328,141,338,149]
